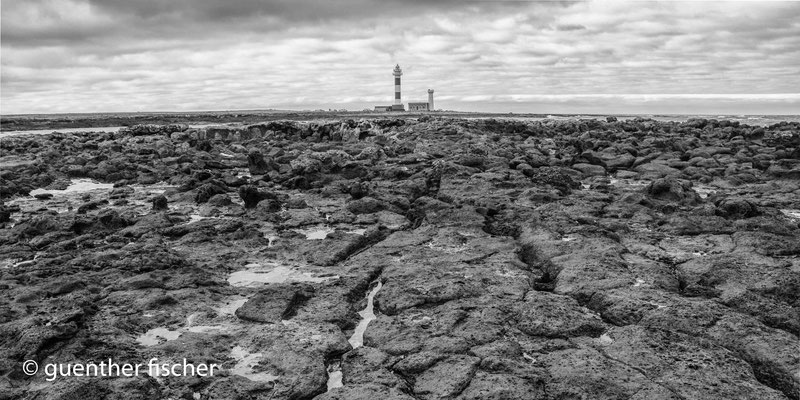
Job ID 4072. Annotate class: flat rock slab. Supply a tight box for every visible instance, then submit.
[316,384,415,400]
[235,283,314,323]
[413,355,480,400]
[513,291,607,338]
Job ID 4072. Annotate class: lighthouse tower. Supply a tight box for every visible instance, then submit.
[427,89,434,111]
[392,64,404,111]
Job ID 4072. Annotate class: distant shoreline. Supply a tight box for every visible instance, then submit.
[2,110,798,132]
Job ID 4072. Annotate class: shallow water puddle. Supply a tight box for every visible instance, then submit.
[295,226,335,240]
[326,362,344,390]
[109,183,175,215]
[184,325,228,334]
[8,178,115,214]
[645,301,668,309]
[425,241,467,254]
[10,180,174,218]
[228,263,337,287]
[216,297,248,315]
[327,281,383,390]
[523,353,537,363]
[7,252,43,268]
[345,228,367,235]
[136,324,230,346]
[29,179,114,196]
[262,233,278,247]
[136,327,183,346]
[186,213,219,224]
[693,184,717,199]
[781,209,800,220]
[229,346,280,382]
[349,281,383,348]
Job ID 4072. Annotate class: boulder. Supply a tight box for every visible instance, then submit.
[346,197,385,215]
[238,185,277,209]
[207,193,232,207]
[571,163,606,177]
[644,178,702,205]
[715,198,760,219]
[152,195,168,211]
[247,149,272,175]
[194,182,228,203]
[635,162,681,179]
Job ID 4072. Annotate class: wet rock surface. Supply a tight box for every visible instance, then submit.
[1,116,799,399]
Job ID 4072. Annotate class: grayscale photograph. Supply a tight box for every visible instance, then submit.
[1,0,799,399]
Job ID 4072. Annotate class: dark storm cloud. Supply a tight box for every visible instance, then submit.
[1,0,529,47]
[555,24,586,31]
[84,0,462,21]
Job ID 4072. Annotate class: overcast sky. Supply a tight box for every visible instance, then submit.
[2,0,799,115]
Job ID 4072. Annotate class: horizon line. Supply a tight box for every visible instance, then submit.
[2,109,799,118]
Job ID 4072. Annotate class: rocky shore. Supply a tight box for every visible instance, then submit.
[1,116,798,399]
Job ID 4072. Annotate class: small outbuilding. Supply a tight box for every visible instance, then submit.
[408,102,430,111]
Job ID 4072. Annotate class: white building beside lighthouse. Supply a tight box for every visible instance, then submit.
[408,89,434,111]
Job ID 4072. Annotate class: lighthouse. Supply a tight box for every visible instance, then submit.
[391,64,405,111]
[428,89,434,111]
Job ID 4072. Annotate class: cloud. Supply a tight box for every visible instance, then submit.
[1,0,799,114]
[556,24,587,31]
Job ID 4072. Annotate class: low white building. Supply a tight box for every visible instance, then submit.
[408,102,429,111]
